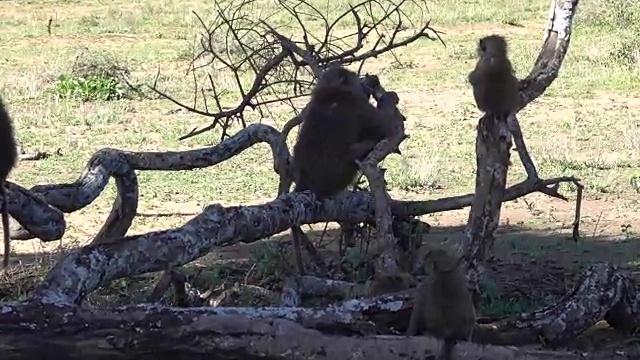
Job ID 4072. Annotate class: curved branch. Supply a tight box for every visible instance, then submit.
[5,182,66,241]
[517,0,579,110]
[11,124,290,243]
[13,148,138,244]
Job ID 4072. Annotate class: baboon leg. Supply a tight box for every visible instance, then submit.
[438,338,456,360]
[1,183,10,268]
[290,226,327,275]
[349,140,378,161]
[290,226,306,275]
[405,301,421,336]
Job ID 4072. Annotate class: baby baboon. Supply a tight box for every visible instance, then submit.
[365,272,414,297]
[0,96,17,269]
[468,34,519,118]
[291,64,399,198]
[288,64,401,275]
[406,249,476,360]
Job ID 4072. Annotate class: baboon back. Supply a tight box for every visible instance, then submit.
[0,97,17,180]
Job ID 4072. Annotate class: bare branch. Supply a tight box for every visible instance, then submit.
[148,0,443,142]
[9,124,290,243]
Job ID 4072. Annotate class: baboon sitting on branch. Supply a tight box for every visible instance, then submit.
[288,64,402,274]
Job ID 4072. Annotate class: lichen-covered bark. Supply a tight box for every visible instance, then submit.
[9,123,290,243]
[0,301,582,360]
[461,0,581,319]
[463,115,511,264]
[5,181,65,241]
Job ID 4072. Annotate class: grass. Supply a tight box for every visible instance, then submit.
[2,0,640,350]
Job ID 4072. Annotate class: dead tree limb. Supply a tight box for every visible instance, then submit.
[4,182,65,241]
[31,183,587,307]
[461,0,582,301]
[149,0,441,143]
[3,189,637,355]
[9,124,289,243]
[0,300,582,360]
[355,75,408,276]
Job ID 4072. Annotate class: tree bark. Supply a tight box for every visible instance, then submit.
[461,0,583,311]
[0,302,582,360]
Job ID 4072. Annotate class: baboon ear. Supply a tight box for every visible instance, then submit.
[478,38,486,52]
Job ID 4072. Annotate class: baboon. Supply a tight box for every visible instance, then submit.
[406,249,476,360]
[365,272,414,297]
[288,64,401,274]
[468,34,519,118]
[292,64,399,198]
[0,96,17,269]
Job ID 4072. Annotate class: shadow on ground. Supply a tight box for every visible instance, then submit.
[2,222,639,356]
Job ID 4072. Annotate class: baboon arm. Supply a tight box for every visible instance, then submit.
[406,285,427,336]
[349,140,378,161]
[468,68,480,86]
[405,305,420,336]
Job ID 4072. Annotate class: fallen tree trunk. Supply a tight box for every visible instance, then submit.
[0,302,582,360]
[13,189,640,346]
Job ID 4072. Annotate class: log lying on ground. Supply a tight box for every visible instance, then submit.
[277,264,640,347]
[0,301,583,360]
[15,189,640,347]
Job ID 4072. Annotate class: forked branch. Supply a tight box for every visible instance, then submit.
[462,0,582,268]
[147,0,442,142]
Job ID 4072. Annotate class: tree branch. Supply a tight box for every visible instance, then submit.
[9,124,290,243]
[461,0,582,308]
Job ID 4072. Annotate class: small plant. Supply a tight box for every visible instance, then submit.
[608,37,640,70]
[249,242,287,280]
[53,73,126,102]
[478,279,543,317]
[342,247,370,282]
[52,49,136,102]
